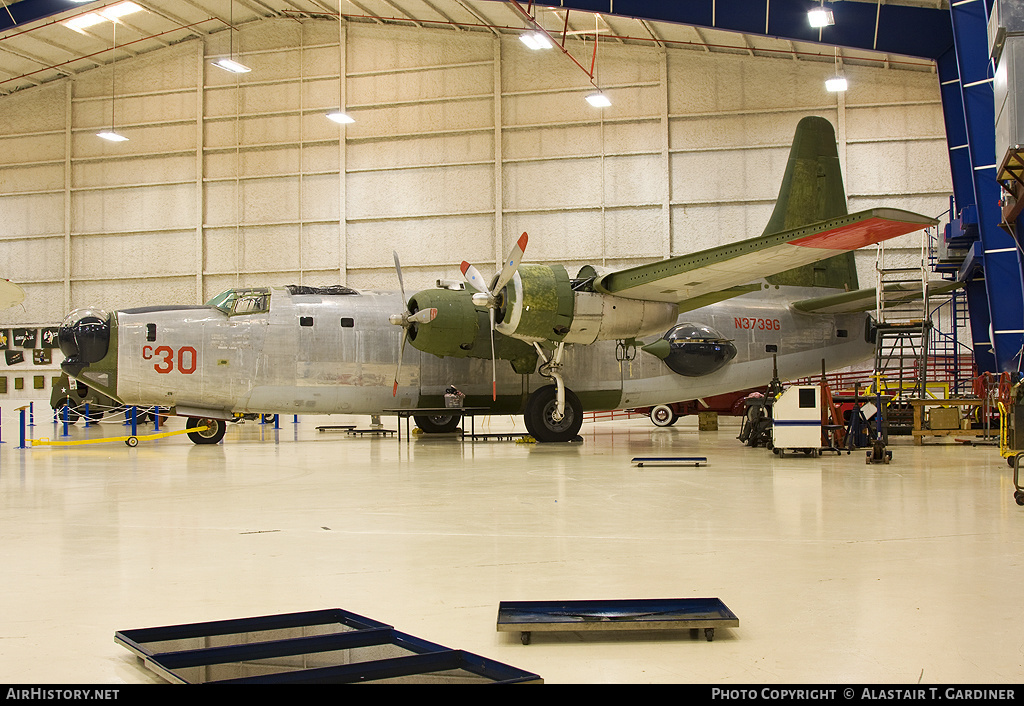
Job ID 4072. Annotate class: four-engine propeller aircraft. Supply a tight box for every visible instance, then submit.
[57,117,937,444]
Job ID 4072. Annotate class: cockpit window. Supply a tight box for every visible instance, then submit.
[206,288,271,316]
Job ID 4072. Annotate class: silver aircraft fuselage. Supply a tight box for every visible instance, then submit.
[96,284,871,419]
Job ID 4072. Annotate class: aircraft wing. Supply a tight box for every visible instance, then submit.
[792,279,962,315]
[590,208,937,304]
[0,279,25,310]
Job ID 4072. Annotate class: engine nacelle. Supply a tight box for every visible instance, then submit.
[641,322,737,376]
[496,264,678,344]
[405,287,538,373]
[405,288,482,357]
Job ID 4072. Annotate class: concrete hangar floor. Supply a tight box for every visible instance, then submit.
[1,401,1021,685]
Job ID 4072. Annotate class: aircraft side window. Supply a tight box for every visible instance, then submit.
[146,324,156,342]
[300,317,313,327]
[765,344,778,353]
[341,318,354,328]
[837,329,848,338]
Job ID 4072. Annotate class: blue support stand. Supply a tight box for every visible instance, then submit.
[28,401,35,427]
[61,405,70,438]
[18,408,28,449]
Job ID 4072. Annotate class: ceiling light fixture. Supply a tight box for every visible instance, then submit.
[326,111,355,124]
[64,1,143,33]
[519,31,553,50]
[808,6,835,28]
[825,46,847,92]
[586,91,611,108]
[212,58,251,74]
[212,1,250,74]
[825,75,848,92]
[97,17,127,142]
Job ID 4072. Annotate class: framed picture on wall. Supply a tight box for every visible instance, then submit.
[5,350,25,365]
[14,328,36,349]
[0,329,8,349]
[41,328,60,348]
[33,349,51,365]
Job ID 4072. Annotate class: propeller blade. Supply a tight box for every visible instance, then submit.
[492,231,528,295]
[408,307,437,324]
[489,307,497,401]
[393,251,406,304]
[393,328,408,397]
[460,261,490,294]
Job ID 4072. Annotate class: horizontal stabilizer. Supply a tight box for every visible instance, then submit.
[592,208,938,305]
[0,279,25,310]
[792,280,962,315]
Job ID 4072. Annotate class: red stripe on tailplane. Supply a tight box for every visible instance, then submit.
[790,216,924,250]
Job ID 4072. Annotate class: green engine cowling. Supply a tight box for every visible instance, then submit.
[496,264,575,343]
[406,287,538,373]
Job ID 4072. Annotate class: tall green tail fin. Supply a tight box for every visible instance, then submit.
[764,116,857,290]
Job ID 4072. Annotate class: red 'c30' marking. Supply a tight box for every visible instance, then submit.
[143,345,197,374]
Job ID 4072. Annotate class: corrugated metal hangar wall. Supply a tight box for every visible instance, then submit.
[0,17,950,326]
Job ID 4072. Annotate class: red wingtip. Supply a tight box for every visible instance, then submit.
[517,232,528,249]
[392,381,399,396]
[492,381,497,401]
[460,261,471,275]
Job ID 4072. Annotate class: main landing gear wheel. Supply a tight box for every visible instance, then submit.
[414,413,461,434]
[650,404,678,427]
[186,416,227,445]
[524,386,583,443]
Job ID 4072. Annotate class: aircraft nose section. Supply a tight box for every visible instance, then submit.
[59,308,111,375]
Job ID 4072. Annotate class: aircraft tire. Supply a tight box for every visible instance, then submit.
[650,404,678,427]
[186,416,227,445]
[414,413,461,434]
[524,386,582,443]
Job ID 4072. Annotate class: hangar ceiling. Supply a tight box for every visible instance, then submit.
[0,0,949,98]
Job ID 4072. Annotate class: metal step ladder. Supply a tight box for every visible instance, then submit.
[873,231,931,408]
